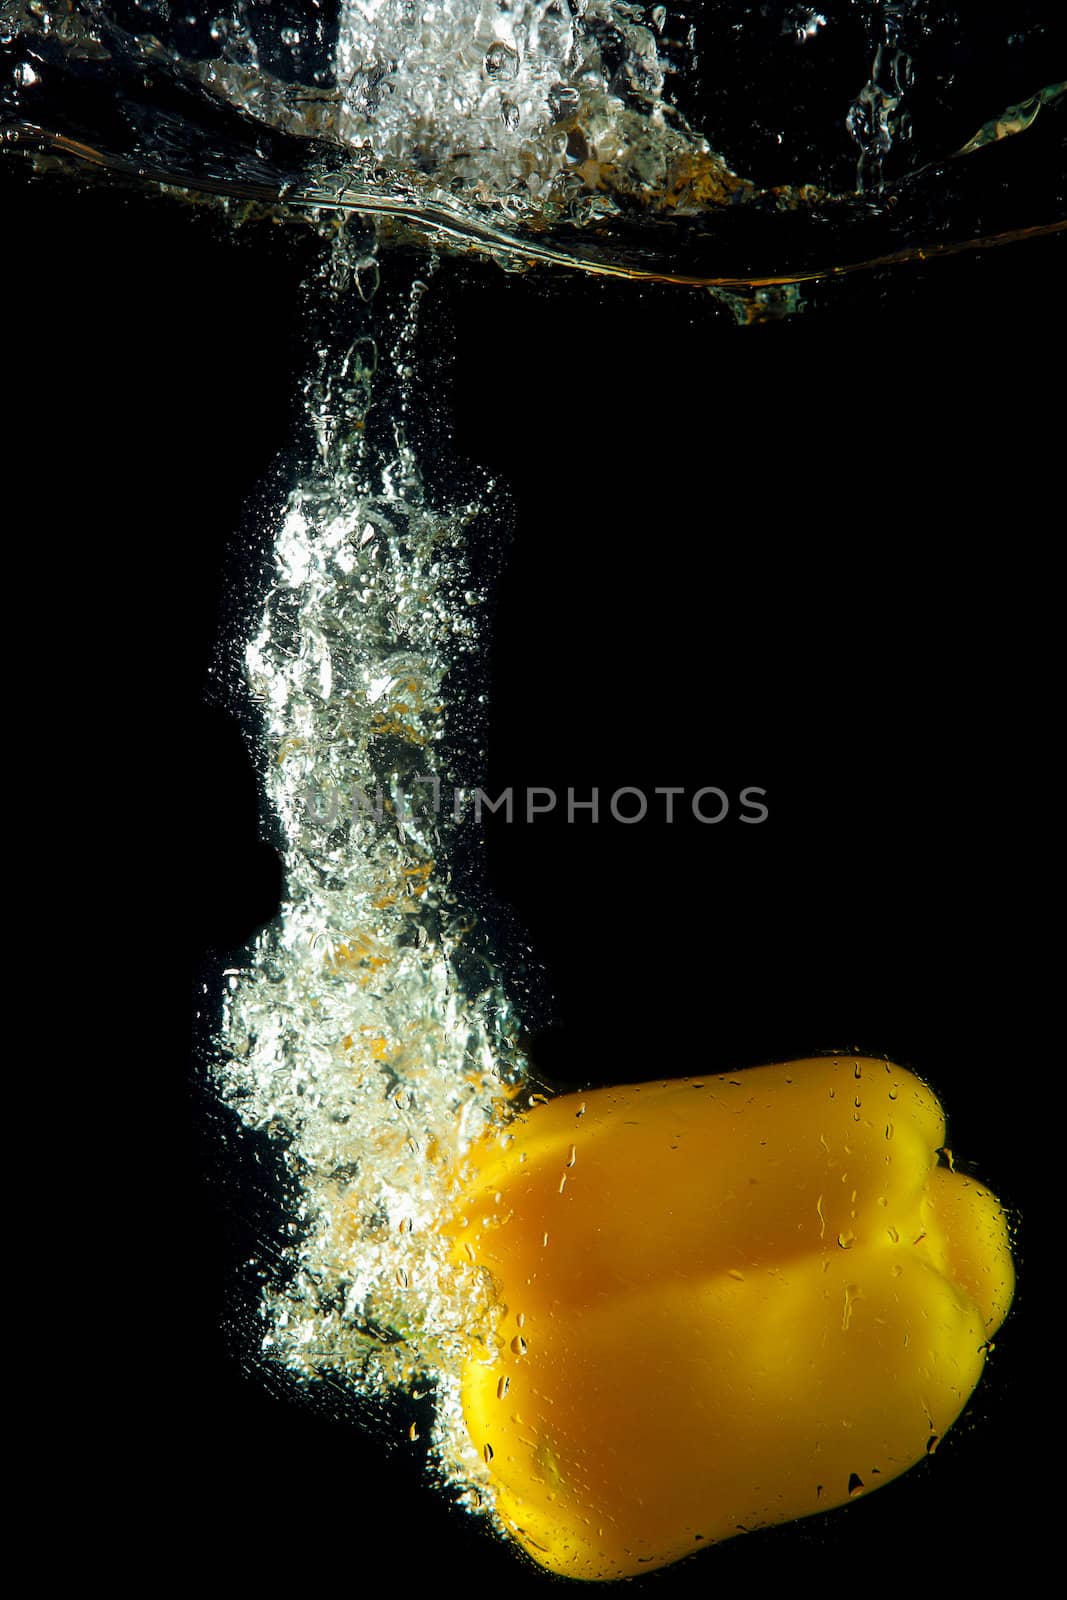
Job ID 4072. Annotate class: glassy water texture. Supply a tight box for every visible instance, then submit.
[3,0,1055,1571]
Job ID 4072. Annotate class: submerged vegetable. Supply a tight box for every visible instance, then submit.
[441,1057,1013,1580]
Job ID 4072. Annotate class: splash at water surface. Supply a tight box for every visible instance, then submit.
[4,2,1063,293]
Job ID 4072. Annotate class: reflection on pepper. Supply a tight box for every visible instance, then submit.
[442,1058,1013,1580]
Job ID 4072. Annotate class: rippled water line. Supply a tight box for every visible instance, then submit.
[7,122,1066,292]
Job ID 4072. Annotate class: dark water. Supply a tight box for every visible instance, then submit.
[3,2,1055,1590]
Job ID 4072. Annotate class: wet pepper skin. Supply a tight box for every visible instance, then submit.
[442,1058,1014,1580]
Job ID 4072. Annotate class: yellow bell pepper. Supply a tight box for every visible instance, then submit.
[441,1057,1013,1580]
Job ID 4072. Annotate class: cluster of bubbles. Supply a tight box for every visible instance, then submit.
[211,227,531,1509]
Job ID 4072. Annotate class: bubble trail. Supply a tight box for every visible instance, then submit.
[212,227,532,1511]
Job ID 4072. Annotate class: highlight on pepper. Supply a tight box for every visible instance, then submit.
[441,1056,1014,1580]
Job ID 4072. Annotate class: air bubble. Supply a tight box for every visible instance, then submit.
[485,41,519,80]
[355,259,381,302]
[548,83,580,120]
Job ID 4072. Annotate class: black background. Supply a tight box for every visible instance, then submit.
[4,98,1055,1589]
